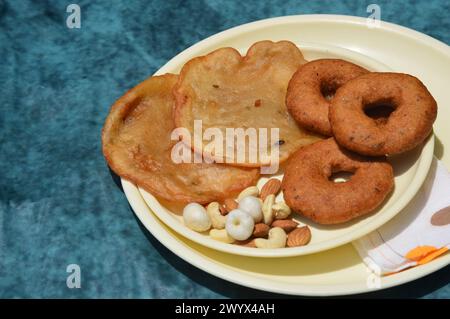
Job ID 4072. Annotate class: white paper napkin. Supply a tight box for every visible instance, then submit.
[353,158,450,275]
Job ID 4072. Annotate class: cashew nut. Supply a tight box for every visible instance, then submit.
[273,202,292,219]
[237,186,259,201]
[209,229,235,244]
[254,227,287,248]
[207,202,226,229]
[262,194,275,225]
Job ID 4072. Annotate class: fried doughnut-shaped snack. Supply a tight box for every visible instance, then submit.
[286,59,369,136]
[330,73,437,156]
[282,138,394,224]
[102,74,259,204]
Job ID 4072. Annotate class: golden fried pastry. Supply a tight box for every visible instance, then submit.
[286,59,369,136]
[282,138,394,225]
[102,74,259,204]
[173,40,321,167]
[330,73,437,156]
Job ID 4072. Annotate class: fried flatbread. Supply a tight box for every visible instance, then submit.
[173,40,321,167]
[102,74,259,203]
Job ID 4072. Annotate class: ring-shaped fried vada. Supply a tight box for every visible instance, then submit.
[329,73,437,156]
[286,59,369,136]
[281,138,394,225]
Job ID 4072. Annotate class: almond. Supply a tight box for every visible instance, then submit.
[219,205,228,216]
[260,178,281,201]
[235,239,256,248]
[252,223,270,238]
[287,226,311,247]
[271,219,298,233]
[224,198,238,212]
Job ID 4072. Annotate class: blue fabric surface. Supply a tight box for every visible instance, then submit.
[0,0,449,298]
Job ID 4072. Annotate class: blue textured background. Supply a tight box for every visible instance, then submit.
[0,0,449,298]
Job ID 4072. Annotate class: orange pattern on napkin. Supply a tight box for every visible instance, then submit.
[353,159,450,275]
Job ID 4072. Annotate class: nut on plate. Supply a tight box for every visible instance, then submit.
[237,186,259,201]
[271,219,298,233]
[219,205,228,216]
[209,229,235,244]
[262,194,275,225]
[254,227,287,248]
[273,202,292,219]
[260,178,281,201]
[223,198,238,212]
[235,238,257,248]
[287,226,311,247]
[206,202,226,229]
[252,223,270,238]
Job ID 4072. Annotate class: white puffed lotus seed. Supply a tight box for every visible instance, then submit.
[238,196,262,222]
[183,203,211,232]
[225,209,255,241]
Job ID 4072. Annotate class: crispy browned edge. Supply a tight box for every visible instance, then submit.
[101,73,259,204]
[172,40,306,167]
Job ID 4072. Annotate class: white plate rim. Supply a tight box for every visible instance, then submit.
[155,14,450,76]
